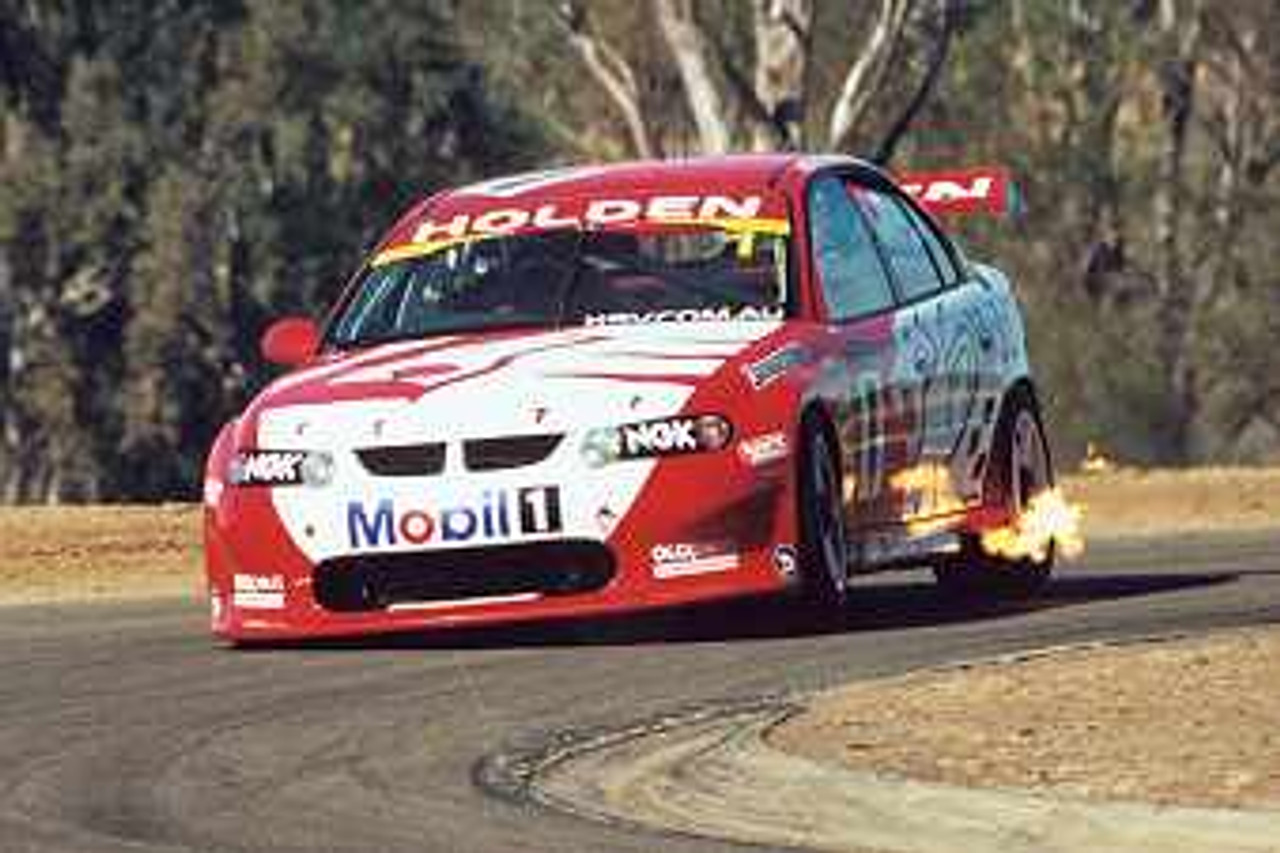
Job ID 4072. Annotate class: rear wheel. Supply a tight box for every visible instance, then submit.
[934,386,1054,598]
[797,419,849,615]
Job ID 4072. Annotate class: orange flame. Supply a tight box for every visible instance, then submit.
[1080,441,1116,474]
[890,463,970,536]
[980,487,1085,563]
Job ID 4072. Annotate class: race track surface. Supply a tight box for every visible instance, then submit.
[3,532,1279,853]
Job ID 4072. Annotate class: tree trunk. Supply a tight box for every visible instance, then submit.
[827,0,914,151]
[0,242,14,502]
[751,0,811,150]
[559,1,659,158]
[870,0,953,165]
[653,0,733,154]
[1152,0,1201,461]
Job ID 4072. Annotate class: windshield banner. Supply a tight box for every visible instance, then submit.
[374,192,791,267]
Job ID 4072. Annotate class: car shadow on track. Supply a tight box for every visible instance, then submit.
[257,569,1240,652]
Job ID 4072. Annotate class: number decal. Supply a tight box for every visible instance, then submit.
[854,371,885,501]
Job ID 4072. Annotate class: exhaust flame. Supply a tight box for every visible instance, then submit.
[981,487,1085,563]
[1080,441,1116,474]
[890,463,969,536]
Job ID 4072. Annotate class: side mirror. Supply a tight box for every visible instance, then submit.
[261,317,320,367]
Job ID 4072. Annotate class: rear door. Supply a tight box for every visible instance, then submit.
[805,174,902,531]
[890,195,996,511]
[848,183,959,523]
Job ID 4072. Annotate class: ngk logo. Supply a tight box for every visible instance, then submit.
[232,450,306,485]
[621,419,698,456]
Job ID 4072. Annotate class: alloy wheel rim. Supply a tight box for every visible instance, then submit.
[1009,409,1050,515]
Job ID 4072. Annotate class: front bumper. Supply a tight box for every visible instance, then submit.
[205,460,799,642]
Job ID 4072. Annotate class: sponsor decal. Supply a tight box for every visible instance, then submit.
[228,449,333,487]
[412,195,767,243]
[745,343,810,388]
[347,485,563,549]
[737,431,791,467]
[230,450,305,486]
[232,573,286,610]
[622,419,699,455]
[582,415,733,466]
[896,167,1014,216]
[651,542,740,579]
[584,305,784,326]
[901,176,993,205]
[772,544,798,578]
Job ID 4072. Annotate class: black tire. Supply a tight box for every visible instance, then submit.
[797,418,850,614]
[934,385,1055,599]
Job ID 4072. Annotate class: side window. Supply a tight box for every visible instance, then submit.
[852,186,946,301]
[898,200,960,286]
[807,176,895,321]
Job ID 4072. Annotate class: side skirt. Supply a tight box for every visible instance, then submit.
[849,527,964,575]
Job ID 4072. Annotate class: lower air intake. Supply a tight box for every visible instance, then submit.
[313,540,615,612]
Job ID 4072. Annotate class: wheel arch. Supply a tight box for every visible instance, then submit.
[1004,375,1042,416]
[797,399,842,477]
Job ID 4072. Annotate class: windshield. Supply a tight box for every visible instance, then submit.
[327,224,789,346]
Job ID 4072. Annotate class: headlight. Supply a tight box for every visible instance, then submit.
[227,449,334,487]
[581,414,733,467]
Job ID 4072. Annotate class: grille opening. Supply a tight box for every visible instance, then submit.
[314,540,614,612]
[463,434,563,471]
[356,443,446,476]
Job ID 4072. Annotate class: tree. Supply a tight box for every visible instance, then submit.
[0,0,548,502]
[548,0,958,161]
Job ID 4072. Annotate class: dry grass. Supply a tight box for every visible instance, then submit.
[0,503,202,605]
[770,466,1280,810]
[0,467,1277,604]
[771,628,1280,809]
[1064,466,1280,538]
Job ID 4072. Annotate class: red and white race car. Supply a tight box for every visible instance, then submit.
[204,155,1059,642]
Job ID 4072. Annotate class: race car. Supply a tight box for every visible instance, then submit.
[203,154,1058,641]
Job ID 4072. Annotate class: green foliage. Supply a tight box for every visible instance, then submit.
[0,0,547,501]
[1,0,1277,502]
[903,0,1280,467]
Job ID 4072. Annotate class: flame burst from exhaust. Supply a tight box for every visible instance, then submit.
[981,487,1085,563]
[889,463,969,536]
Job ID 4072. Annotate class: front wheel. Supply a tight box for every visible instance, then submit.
[934,386,1054,598]
[797,420,850,615]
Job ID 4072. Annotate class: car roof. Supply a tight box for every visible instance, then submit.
[433,154,882,203]
[375,154,893,251]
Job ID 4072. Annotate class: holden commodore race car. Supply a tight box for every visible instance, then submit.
[204,154,1063,641]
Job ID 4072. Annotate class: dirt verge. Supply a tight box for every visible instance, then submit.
[1,466,1278,603]
[771,629,1280,810]
[1063,466,1280,537]
[0,504,201,605]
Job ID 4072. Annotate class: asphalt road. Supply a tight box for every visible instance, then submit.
[3,531,1280,853]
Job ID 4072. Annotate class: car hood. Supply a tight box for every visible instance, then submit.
[249,323,782,449]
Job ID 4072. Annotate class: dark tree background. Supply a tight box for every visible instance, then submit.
[0,0,546,501]
[1,0,1277,503]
